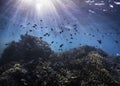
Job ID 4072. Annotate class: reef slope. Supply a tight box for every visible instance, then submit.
[0,35,120,86]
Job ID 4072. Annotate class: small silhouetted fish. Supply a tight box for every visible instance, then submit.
[74,28,78,32]
[73,24,77,27]
[115,40,119,44]
[44,34,47,36]
[69,42,72,43]
[20,25,23,27]
[59,30,64,34]
[27,23,30,25]
[60,44,64,47]
[40,37,43,39]
[92,35,95,37]
[70,34,72,36]
[29,30,32,32]
[97,40,102,44]
[40,20,43,22]
[79,44,82,45]
[34,24,37,26]
[51,41,54,44]
[44,33,50,36]
[5,43,9,46]
[32,24,37,28]
[51,28,53,31]
[32,26,36,28]
[70,37,73,39]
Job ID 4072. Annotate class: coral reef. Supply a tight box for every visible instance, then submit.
[0,35,120,86]
[0,34,52,65]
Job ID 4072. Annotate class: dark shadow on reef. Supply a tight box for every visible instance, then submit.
[0,34,120,86]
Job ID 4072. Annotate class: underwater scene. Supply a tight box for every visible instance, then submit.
[0,0,120,86]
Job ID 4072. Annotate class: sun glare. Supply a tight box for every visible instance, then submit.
[21,0,56,13]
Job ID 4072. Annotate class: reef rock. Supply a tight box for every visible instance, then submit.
[0,34,52,66]
[0,34,120,86]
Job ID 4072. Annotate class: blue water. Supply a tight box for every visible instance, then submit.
[0,0,120,55]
